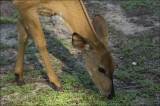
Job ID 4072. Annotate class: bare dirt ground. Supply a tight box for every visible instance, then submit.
[0,0,160,105]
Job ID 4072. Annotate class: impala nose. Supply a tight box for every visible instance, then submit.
[107,88,115,99]
[108,76,115,99]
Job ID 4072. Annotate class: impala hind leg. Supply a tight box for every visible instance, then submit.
[15,19,29,86]
[22,14,61,90]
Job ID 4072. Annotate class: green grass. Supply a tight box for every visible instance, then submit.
[60,40,72,46]
[1,73,15,86]
[0,17,17,24]
[25,48,37,54]
[0,59,8,66]
[0,10,18,24]
[28,55,37,61]
[11,44,18,50]
[12,10,18,18]
[99,6,107,11]
[131,18,141,24]
[23,67,33,72]
[109,27,122,35]
[30,70,46,76]
[60,75,82,90]
[121,0,151,10]
[121,0,160,16]
[92,2,107,11]
[7,32,17,40]
[115,33,159,105]
[151,53,159,59]
[0,43,10,50]
[7,58,14,63]
[1,84,37,98]
[1,87,140,105]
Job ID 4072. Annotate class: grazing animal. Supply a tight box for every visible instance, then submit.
[9,0,115,99]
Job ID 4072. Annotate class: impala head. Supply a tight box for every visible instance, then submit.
[72,15,115,99]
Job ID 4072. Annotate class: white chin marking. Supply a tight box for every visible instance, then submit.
[99,89,104,96]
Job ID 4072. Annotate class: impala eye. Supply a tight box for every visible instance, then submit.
[98,67,105,74]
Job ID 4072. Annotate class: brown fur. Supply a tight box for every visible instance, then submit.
[9,0,115,98]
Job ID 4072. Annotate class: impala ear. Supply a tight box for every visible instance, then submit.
[93,15,109,41]
[72,33,92,52]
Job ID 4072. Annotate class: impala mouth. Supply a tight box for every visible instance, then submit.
[99,89,115,99]
[99,76,115,99]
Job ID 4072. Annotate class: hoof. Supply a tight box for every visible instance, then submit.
[15,74,25,86]
[56,86,62,91]
[50,82,62,91]
[17,80,25,86]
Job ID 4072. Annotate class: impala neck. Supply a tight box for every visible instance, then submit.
[50,0,98,45]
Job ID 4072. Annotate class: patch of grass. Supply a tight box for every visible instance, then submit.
[151,53,159,59]
[115,68,145,81]
[0,59,8,66]
[150,69,160,74]
[109,27,121,35]
[5,67,10,71]
[12,10,18,18]
[35,53,41,58]
[43,28,51,36]
[122,0,151,10]
[133,65,149,72]
[0,43,10,50]
[118,43,140,57]
[52,66,59,70]
[138,80,160,98]
[11,44,18,50]
[1,86,22,96]
[59,52,68,58]
[1,84,37,98]
[25,48,37,54]
[31,70,43,76]
[1,73,15,86]
[99,6,107,11]
[92,2,107,11]
[23,67,33,72]
[60,40,72,46]
[28,55,37,61]
[137,56,147,63]
[116,32,159,105]
[0,10,18,24]
[22,84,37,94]
[121,0,159,16]
[7,87,140,105]
[73,66,93,86]
[131,18,141,24]
[7,32,17,40]
[60,75,82,90]
[7,58,14,63]
[0,17,17,24]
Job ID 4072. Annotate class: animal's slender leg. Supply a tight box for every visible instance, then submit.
[15,19,29,86]
[21,11,61,90]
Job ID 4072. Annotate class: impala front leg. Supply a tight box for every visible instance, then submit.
[21,11,61,90]
[15,19,28,86]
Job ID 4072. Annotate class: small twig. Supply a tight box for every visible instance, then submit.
[28,41,32,46]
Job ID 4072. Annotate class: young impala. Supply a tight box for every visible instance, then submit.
[9,0,115,99]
